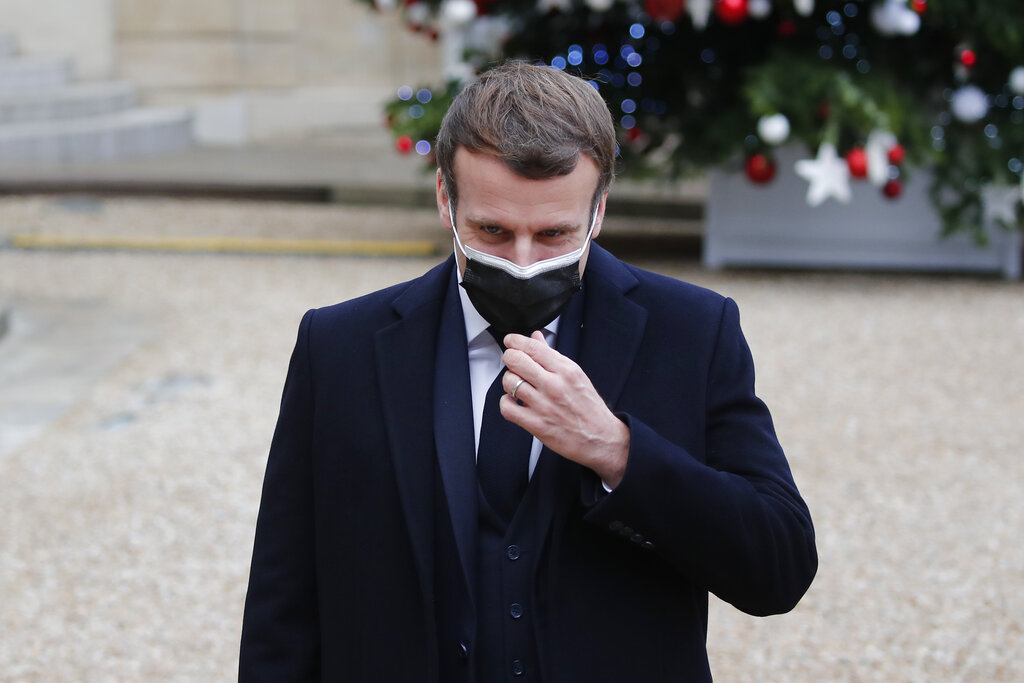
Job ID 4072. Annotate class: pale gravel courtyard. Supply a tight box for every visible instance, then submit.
[1,196,1022,681]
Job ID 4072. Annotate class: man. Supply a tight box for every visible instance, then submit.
[240,62,816,682]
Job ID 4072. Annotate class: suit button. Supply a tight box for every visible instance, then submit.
[609,520,624,532]
[458,641,469,660]
[511,659,525,676]
[642,540,655,551]
[506,545,521,561]
[630,533,644,544]
[509,603,524,619]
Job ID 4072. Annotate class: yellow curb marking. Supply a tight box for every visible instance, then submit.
[9,233,438,257]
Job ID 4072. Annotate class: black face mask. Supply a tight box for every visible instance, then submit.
[451,204,597,338]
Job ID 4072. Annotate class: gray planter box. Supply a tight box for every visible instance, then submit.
[704,146,1022,279]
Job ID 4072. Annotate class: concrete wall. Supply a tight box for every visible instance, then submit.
[113,0,442,139]
[0,0,115,79]
[1,0,441,141]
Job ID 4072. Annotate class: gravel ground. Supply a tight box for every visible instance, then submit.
[1,196,1022,681]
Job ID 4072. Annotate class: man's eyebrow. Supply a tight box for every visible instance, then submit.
[463,215,582,232]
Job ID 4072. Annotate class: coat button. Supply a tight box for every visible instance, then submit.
[642,540,655,551]
[509,603,524,619]
[458,641,469,660]
[630,533,644,544]
[506,544,521,561]
[511,659,525,676]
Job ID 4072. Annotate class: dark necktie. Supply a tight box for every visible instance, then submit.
[476,328,534,525]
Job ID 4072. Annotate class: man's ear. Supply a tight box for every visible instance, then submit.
[436,169,454,232]
[591,191,609,240]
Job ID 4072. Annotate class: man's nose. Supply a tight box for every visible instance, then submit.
[509,235,539,267]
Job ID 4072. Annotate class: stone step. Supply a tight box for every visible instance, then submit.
[0,56,72,93]
[0,107,193,165]
[0,80,136,125]
[0,34,14,59]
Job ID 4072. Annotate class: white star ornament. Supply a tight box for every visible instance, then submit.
[794,143,852,207]
[981,184,1020,227]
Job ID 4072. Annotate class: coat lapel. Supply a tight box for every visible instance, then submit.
[374,258,455,627]
[432,269,479,607]
[576,244,647,409]
[533,244,647,567]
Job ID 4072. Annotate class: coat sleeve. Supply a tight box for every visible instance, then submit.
[583,297,817,617]
[239,309,321,682]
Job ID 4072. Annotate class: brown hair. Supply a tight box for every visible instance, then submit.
[436,61,616,210]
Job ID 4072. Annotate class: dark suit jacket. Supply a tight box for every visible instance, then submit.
[239,244,817,682]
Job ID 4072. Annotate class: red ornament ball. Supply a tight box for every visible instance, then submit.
[644,0,685,23]
[626,126,644,142]
[715,0,749,25]
[887,143,906,166]
[882,179,902,199]
[396,135,414,154]
[911,0,926,12]
[960,49,977,68]
[745,153,776,184]
[846,147,869,179]
[776,20,797,37]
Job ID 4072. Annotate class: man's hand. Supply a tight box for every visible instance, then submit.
[500,331,630,489]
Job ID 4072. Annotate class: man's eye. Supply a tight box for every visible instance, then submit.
[540,229,563,238]
[481,225,502,235]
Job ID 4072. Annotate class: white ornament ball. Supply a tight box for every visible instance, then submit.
[406,1,431,25]
[585,0,614,11]
[1009,66,1024,96]
[898,8,920,35]
[757,113,791,145]
[793,0,814,17]
[871,0,917,36]
[748,0,772,19]
[441,0,477,26]
[950,85,989,124]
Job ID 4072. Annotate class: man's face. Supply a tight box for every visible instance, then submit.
[436,148,606,275]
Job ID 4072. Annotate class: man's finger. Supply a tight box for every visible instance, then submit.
[503,331,570,373]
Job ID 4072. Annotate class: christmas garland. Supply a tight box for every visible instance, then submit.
[374,0,1024,242]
